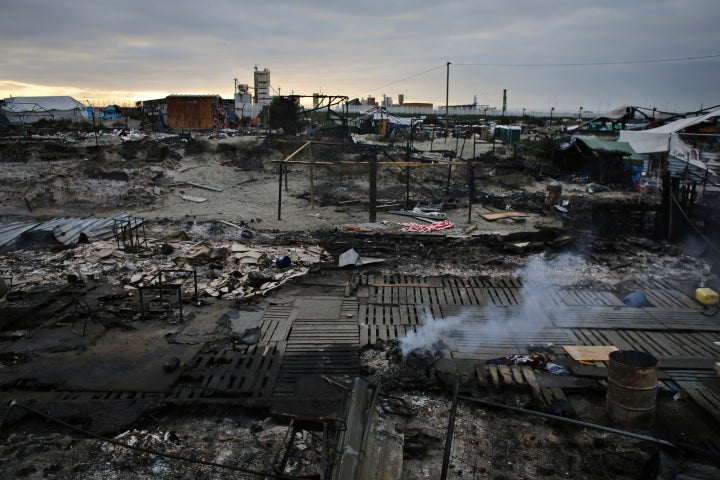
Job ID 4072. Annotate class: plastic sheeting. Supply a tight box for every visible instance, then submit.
[617,130,669,154]
[618,107,720,157]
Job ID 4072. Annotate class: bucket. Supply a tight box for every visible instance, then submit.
[606,350,659,428]
[545,182,562,206]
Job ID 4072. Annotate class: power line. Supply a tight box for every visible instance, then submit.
[368,64,445,94]
[454,53,720,67]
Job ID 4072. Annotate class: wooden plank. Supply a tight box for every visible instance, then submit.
[598,330,633,351]
[487,364,500,388]
[475,363,489,389]
[239,347,266,394]
[646,331,683,356]
[556,290,577,306]
[510,365,525,385]
[480,210,531,221]
[521,366,542,398]
[540,388,555,407]
[658,357,718,369]
[568,365,608,378]
[563,345,618,362]
[259,342,286,397]
[497,365,514,386]
[247,345,276,396]
[180,194,207,203]
[681,386,720,424]
[359,324,369,346]
[378,324,388,341]
[206,371,227,391]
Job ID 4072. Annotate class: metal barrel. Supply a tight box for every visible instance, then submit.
[606,350,659,428]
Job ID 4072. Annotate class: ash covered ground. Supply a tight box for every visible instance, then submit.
[1,126,719,479]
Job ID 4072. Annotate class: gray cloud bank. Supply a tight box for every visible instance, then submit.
[1,0,718,111]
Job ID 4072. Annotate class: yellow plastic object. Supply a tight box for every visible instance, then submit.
[695,287,719,305]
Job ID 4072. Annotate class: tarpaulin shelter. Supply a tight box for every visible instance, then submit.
[618,107,720,177]
[356,107,412,135]
[556,136,642,184]
[100,105,123,120]
[1,96,89,124]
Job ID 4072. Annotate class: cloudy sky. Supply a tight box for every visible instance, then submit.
[1,0,719,114]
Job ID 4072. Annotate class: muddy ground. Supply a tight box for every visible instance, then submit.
[1,128,719,479]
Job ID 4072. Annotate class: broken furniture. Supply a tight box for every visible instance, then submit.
[138,269,198,321]
[113,215,147,251]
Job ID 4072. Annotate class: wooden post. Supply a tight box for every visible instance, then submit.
[277,161,283,221]
[669,176,680,241]
[308,142,315,210]
[369,156,377,223]
[444,61,450,142]
[445,162,453,197]
[467,158,474,223]
[405,141,411,209]
[406,166,411,210]
[659,172,671,239]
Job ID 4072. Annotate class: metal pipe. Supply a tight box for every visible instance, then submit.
[458,395,675,448]
[440,375,461,480]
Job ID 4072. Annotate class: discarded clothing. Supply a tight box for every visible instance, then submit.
[400,220,455,233]
[486,354,546,368]
[546,362,569,375]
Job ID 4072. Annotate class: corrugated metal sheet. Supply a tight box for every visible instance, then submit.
[0,213,144,250]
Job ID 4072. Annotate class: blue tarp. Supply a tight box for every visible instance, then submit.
[101,105,122,120]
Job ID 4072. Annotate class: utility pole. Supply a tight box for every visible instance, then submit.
[445,61,450,141]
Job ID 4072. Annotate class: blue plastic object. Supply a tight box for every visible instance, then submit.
[623,291,647,308]
[276,256,292,268]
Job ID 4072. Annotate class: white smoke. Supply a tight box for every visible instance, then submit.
[397,253,587,357]
[399,305,466,356]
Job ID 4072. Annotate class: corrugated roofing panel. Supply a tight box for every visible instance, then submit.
[0,222,40,248]
[0,213,144,249]
[0,217,68,248]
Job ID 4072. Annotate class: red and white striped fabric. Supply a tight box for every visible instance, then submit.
[400,220,455,233]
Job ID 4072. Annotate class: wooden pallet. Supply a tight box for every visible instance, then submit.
[673,378,720,425]
[274,295,361,395]
[172,342,284,400]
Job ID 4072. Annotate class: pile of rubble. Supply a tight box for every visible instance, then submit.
[0,238,329,302]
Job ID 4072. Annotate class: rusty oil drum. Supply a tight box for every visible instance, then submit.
[606,350,659,428]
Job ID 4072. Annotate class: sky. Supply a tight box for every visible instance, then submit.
[1,0,719,114]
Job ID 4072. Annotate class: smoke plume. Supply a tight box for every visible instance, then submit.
[397,253,587,357]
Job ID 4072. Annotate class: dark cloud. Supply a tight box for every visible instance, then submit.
[1,0,719,110]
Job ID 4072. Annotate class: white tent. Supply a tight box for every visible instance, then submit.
[619,107,720,154]
[618,108,720,175]
[364,109,413,127]
[1,96,89,124]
